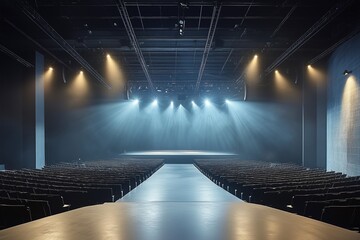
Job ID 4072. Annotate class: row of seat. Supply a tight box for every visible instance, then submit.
[0,159,164,229]
[194,159,360,231]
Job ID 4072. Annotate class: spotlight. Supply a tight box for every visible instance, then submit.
[343,70,352,76]
[80,70,83,74]
[170,101,174,107]
[179,19,185,36]
[133,99,139,104]
[152,99,158,106]
[254,54,258,58]
[106,53,110,58]
[191,100,195,105]
[225,99,230,104]
[307,64,311,69]
[275,70,279,73]
[204,99,210,106]
[49,67,53,71]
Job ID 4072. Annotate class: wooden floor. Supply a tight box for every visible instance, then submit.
[0,164,358,240]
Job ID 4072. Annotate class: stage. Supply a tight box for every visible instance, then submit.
[120,150,238,164]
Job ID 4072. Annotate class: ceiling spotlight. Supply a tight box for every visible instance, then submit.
[225,99,230,104]
[152,99,158,106]
[191,100,195,105]
[179,19,185,36]
[80,70,83,74]
[180,1,189,8]
[170,101,174,106]
[133,99,139,104]
[307,64,311,69]
[106,54,110,58]
[275,70,279,73]
[204,99,210,106]
[343,70,352,76]
[254,54,258,58]
[49,67,53,71]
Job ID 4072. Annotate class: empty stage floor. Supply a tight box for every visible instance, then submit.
[0,164,359,240]
[119,164,240,202]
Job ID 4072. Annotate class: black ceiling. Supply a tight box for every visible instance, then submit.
[1,0,359,99]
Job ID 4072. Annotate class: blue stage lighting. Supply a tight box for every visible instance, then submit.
[152,99,158,106]
[191,100,195,105]
[225,99,230,104]
[204,99,210,106]
[133,99,139,104]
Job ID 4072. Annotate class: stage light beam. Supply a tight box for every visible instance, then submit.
[205,99,210,106]
[152,99,158,106]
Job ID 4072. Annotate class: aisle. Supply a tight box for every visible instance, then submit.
[119,164,240,202]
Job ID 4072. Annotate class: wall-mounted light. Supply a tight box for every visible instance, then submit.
[343,70,352,76]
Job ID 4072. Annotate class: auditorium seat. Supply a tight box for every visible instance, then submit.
[194,159,360,230]
[321,205,360,230]
[0,159,164,228]
[0,204,32,229]
[30,193,69,214]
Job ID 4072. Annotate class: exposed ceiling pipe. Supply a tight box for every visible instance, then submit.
[194,3,222,92]
[114,0,155,92]
[4,18,70,69]
[235,2,297,84]
[17,1,111,88]
[0,43,33,68]
[265,0,354,73]
[16,0,111,88]
[270,4,297,39]
[307,27,360,65]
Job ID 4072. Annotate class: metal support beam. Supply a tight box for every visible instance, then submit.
[16,0,111,88]
[0,43,33,68]
[265,0,354,73]
[270,4,297,39]
[4,18,70,69]
[115,0,155,92]
[307,27,360,65]
[195,3,222,92]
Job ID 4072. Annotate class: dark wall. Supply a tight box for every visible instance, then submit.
[0,55,35,169]
[327,33,360,176]
[303,66,327,169]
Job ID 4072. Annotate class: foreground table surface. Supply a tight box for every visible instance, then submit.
[0,202,358,240]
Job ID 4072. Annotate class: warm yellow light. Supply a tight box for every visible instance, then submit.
[254,54,258,58]
[245,54,259,83]
[274,69,295,99]
[307,65,311,69]
[68,70,89,105]
[44,67,54,84]
[307,65,326,87]
[106,54,126,96]
[340,76,359,141]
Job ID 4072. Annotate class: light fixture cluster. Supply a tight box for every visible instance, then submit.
[179,19,185,36]
[132,98,232,107]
